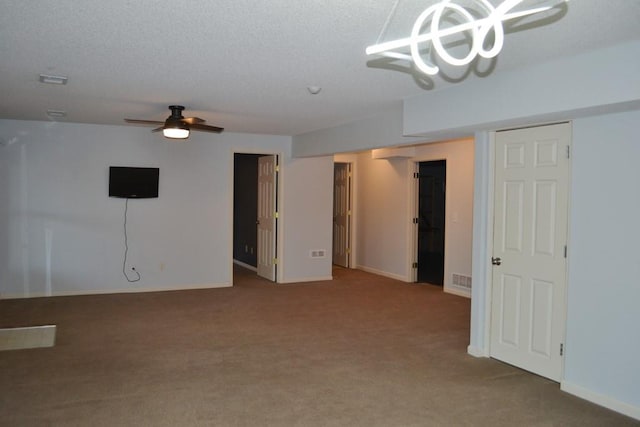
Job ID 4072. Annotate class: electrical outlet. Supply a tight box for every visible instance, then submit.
[310,249,326,258]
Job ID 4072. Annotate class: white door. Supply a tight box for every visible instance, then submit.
[257,155,277,281]
[490,122,571,381]
[333,163,351,267]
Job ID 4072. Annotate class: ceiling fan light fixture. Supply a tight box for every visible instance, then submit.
[163,127,190,139]
[125,105,223,138]
[163,111,190,139]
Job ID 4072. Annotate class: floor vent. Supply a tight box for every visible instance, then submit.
[0,325,56,351]
[452,274,472,289]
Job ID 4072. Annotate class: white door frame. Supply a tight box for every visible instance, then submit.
[231,151,284,284]
[467,130,494,357]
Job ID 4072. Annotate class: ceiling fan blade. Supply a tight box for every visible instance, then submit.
[151,126,164,133]
[182,117,205,124]
[190,123,224,133]
[125,119,165,125]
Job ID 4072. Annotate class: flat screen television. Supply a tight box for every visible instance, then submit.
[109,166,159,199]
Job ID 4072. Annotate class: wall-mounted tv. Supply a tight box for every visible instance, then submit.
[109,166,159,199]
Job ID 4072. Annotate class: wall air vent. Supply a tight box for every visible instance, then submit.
[452,273,472,290]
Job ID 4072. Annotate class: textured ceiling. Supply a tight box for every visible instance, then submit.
[1,0,639,136]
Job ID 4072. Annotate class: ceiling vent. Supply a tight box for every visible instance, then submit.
[39,74,68,85]
[46,109,67,118]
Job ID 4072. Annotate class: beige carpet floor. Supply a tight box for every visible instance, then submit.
[0,266,637,426]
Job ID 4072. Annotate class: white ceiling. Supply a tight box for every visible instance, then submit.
[1,0,639,136]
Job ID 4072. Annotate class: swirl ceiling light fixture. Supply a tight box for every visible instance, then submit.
[366,0,569,76]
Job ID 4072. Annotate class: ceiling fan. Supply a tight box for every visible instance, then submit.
[125,105,223,139]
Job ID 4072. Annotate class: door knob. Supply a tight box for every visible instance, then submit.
[491,257,502,266]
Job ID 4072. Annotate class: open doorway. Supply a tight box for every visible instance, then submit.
[416,160,446,286]
[233,153,279,282]
[333,139,472,296]
[233,154,259,270]
[333,162,352,268]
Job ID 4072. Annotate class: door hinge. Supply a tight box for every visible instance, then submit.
[275,165,280,172]
[346,248,351,254]
[274,211,279,219]
[413,172,420,179]
[566,146,570,159]
[560,343,564,356]
[413,217,419,224]
[412,262,418,269]
[273,258,278,265]
[564,245,567,258]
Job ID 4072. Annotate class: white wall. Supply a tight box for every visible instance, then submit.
[0,119,333,297]
[352,139,474,295]
[403,39,640,138]
[280,155,334,282]
[293,102,427,157]
[562,110,640,416]
[355,150,411,281]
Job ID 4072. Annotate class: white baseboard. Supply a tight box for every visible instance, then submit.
[233,259,257,271]
[467,345,489,358]
[0,282,232,299]
[444,286,471,299]
[279,276,333,284]
[356,265,410,282]
[561,381,640,421]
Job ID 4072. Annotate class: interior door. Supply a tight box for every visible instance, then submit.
[490,122,571,382]
[257,155,277,281]
[333,163,351,267]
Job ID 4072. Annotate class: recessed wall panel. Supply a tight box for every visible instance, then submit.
[530,279,553,357]
[534,139,559,167]
[503,181,524,252]
[533,181,557,256]
[505,143,525,168]
[500,274,522,347]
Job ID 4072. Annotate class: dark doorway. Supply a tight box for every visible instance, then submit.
[233,153,260,268]
[417,160,446,285]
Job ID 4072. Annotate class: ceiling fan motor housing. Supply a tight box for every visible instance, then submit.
[165,105,188,130]
[168,105,186,119]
